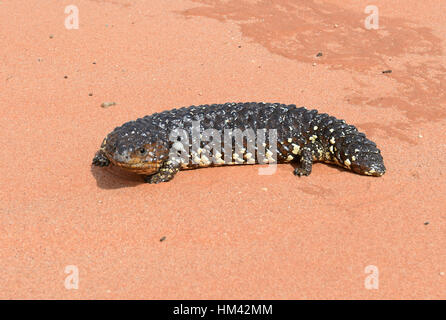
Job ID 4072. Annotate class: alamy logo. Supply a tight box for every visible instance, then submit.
[168,121,278,175]
[364,265,379,290]
[64,5,79,30]
[64,265,79,290]
[364,5,379,30]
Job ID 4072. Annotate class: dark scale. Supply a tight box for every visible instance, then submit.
[92,102,386,183]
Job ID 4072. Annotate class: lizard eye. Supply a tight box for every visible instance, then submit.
[138,148,147,155]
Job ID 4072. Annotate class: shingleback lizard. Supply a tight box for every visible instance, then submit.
[92,102,385,183]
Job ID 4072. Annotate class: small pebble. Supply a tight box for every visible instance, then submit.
[382,70,392,74]
[334,24,338,28]
[312,62,317,66]
[261,187,268,192]
[88,93,93,96]
[424,221,429,225]
[316,52,323,57]
[101,102,116,108]
[92,62,96,64]
[49,34,54,39]
[440,272,445,276]
[160,236,166,242]
[418,134,423,138]
[64,75,68,79]
[238,45,242,48]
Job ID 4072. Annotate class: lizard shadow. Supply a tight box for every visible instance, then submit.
[90,165,144,189]
[290,161,347,174]
[91,159,349,190]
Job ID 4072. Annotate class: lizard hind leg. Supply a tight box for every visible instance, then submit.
[293,146,313,176]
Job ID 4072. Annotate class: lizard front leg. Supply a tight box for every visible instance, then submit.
[144,160,181,184]
[92,149,110,167]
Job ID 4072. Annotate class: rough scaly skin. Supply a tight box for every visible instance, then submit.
[92,102,386,183]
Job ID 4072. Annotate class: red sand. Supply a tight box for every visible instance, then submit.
[0,0,445,299]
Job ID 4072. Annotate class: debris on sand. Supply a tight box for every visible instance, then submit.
[101,102,117,108]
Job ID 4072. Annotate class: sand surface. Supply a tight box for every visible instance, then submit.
[0,0,445,299]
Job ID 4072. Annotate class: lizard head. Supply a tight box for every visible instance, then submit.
[92,121,169,175]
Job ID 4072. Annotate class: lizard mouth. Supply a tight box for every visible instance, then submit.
[92,147,162,175]
[107,154,162,175]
